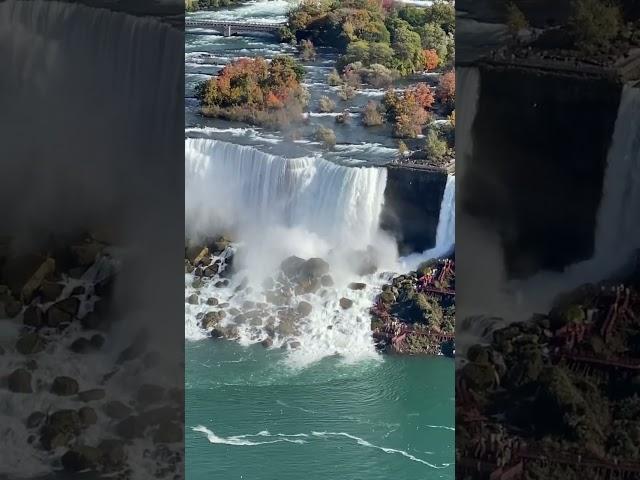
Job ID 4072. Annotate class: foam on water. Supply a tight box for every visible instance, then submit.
[191,426,450,468]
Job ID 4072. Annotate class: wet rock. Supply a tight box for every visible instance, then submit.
[71,242,104,266]
[320,274,334,287]
[185,245,208,265]
[103,401,132,420]
[281,256,306,278]
[4,299,22,318]
[115,416,146,439]
[47,297,80,326]
[71,285,85,296]
[78,406,98,426]
[90,334,105,349]
[153,421,182,444]
[41,410,83,450]
[139,406,181,427]
[78,389,106,402]
[51,376,79,396]
[379,291,396,304]
[214,279,229,288]
[70,337,93,353]
[301,258,330,279]
[211,325,239,339]
[209,236,230,255]
[200,311,225,330]
[206,297,218,306]
[26,411,45,429]
[186,294,199,305]
[8,368,32,393]
[16,333,45,354]
[265,290,288,306]
[98,439,126,469]
[261,337,273,348]
[192,278,203,289]
[61,446,101,472]
[297,301,313,317]
[339,297,353,309]
[204,264,219,277]
[137,384,165,405]
[22,258,56,303]
[23,306,43,328]
[348,282,367,290]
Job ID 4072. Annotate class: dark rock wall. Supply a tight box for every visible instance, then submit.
[461,66,622,278]
[381,165,447,256]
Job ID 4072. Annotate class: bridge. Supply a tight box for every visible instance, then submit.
[185,20,283,38]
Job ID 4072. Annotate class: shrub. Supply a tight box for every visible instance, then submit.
[327,68,343,86]
[359,63,397,88]
[298,39,317,60]
[338,84,357,101]
[398,140,409,158]
[315,126,337,149]
[506,2,529,39]
[423,49,440,71]
[569,0,622,53]
[318,95,336,113]
[424,128,448,161]
[362,100,384,126]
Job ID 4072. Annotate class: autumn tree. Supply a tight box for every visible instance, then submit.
[423,49,440,71]
[437,70,455,112]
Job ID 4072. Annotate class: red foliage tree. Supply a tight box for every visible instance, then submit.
[437,70,455,109]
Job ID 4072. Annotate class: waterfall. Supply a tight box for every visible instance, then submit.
[455,67,481,180]
[0,0,183,235]
[434,175,456,256]
[592,84,640,272]
[0,1,183,477]
[185,138,388,253]
[398,174,455,270]
[466,84,640,331]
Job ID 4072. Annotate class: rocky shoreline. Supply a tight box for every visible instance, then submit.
[371,258,455,356]
[1,234,182,478]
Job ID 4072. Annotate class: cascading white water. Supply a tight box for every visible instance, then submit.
[434,174,456,254]
[184,137,458,365]
[461,84,640,349]
[400,174,455,270]
[0,1,183,477]
[186,138,389,257]
[592,84,640,270]
[455,67,481,180]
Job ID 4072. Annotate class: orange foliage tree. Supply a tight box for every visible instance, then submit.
[422,49,440,71]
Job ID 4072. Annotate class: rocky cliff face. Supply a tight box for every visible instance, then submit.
[461,65,622,278]
[381,165,448,256]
